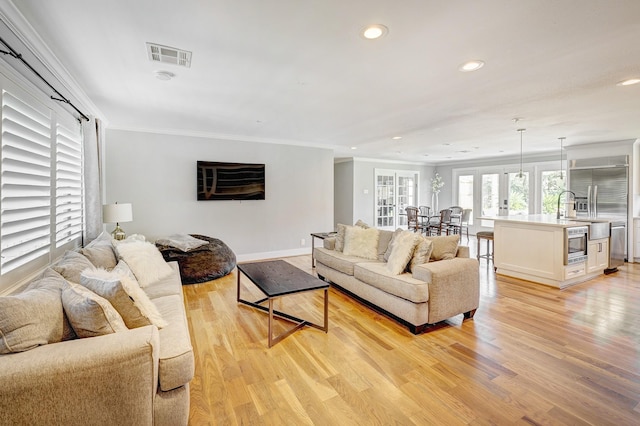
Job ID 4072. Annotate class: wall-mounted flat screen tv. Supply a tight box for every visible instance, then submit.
[197,161,266,200]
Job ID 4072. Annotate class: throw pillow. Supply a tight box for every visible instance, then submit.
[80,245,118,270]
[354,219,370,229]
[81,267,167,329]
[115,241,173,288]
[25,269,77,341]
[155,234,209,252]
[85,231,115,249]
[52,250,96,284]
[342,226,379,260]
[383,228,404,262]
[61,284,128,338]
[425,234,460,261]
[410,237,434,272]
[386,231,421,275]
[0,283,65,354]
[334,224,348,252]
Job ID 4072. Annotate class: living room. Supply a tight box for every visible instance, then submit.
[1,1,640,425]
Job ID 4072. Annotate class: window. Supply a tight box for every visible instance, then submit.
[0,73,83,288]
[0,88,52,273]
[55,120,83,247]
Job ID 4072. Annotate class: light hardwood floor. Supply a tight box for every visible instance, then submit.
[184,254,640,425]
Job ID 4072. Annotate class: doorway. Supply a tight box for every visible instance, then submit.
[374,169,419,229]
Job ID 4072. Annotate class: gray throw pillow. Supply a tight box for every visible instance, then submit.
[0,284,65,354]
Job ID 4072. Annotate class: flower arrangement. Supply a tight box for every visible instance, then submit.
[431,172,444,195]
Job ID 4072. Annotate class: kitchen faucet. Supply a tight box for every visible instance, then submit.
[556,190,576,219]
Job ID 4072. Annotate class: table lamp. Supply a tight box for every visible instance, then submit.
[102,202,133,240]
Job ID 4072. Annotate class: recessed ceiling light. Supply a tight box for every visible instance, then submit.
[617,78,640,86]
[392,136,402,140]
[361,24,388,40]
[458,60,485,72]
[351,146,357,150]
[154,70,175,81]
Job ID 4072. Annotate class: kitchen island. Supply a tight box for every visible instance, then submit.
[483,215,609,288]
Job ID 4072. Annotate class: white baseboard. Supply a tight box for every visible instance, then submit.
[236,247,312,263]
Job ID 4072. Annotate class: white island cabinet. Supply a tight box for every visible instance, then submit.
[485,215,608,289]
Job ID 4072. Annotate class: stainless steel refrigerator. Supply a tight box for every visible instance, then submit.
[569,155,628,268]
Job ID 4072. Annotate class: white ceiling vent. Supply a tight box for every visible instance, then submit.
[146,43,192,68]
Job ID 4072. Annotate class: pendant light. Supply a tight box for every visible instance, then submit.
[558,137,566,180]
[517,128,526,178]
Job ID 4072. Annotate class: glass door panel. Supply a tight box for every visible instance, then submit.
[375,172,395,228]
[481,173,500,216]
[458,174,474,225]
[508,172,529,215]
[541,170,565,214]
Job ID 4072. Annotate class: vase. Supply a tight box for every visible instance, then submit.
[432,193,439,213]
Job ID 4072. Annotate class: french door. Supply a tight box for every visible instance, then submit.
[480,169,530,217]
[375,169,419,229]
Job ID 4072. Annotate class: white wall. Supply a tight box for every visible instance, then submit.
[334,161,353,228]
[105,129,334,261]
[336,158,434,226]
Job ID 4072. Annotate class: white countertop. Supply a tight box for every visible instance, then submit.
[480,214,604,228]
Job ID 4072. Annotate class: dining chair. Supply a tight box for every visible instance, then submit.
[405,206,426,233]
[459,208,472,242]
[418,205,432,229]
[429,208,453,235]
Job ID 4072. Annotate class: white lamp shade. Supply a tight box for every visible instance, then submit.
[103,203,133,224]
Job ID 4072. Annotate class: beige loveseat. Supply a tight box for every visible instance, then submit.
[314,225,479,334]
[0,234,194,426]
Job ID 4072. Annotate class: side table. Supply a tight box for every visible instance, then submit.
[310,232,336,268]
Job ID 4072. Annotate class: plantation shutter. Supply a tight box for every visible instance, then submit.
[55,119,83,247]
[0,88,52,273]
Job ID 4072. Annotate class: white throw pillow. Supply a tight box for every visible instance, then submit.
[386,231,421,275]
[342,226,379,260]
[115,241,173,287]
[81,266,167,329]
[155,234,209,252]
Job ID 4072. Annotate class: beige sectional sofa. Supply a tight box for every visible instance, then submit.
[0,234,194,426]
[314,225,480,334]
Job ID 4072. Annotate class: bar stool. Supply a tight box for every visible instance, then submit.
[476,231,494,262]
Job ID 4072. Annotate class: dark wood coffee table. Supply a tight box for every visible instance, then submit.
[237,260,329,347]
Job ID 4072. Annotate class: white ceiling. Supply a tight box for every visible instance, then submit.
[7,0,640,164]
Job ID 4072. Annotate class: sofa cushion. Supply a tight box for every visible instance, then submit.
[153,295,195,391]
[314,247,381,276]
[354,263,429,303]
[142,262,184,299]
[425,234,460,261]
[52,250,96,284]
[342,226,379,260]
[80,266,167,329]
[115,241,173,288]
[61,284,128,338]
[0,281,66,354]
[334,224,348,252]
[386,231,421,275]
[80,244,118,270]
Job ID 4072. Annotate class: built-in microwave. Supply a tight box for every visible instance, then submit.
[564,226,588,265]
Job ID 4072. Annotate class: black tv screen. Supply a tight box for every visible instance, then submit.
[197,161,265,200]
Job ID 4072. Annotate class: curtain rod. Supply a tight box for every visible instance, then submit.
[0,34,89,122]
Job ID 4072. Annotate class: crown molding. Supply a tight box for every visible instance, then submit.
[0,1,105,121]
